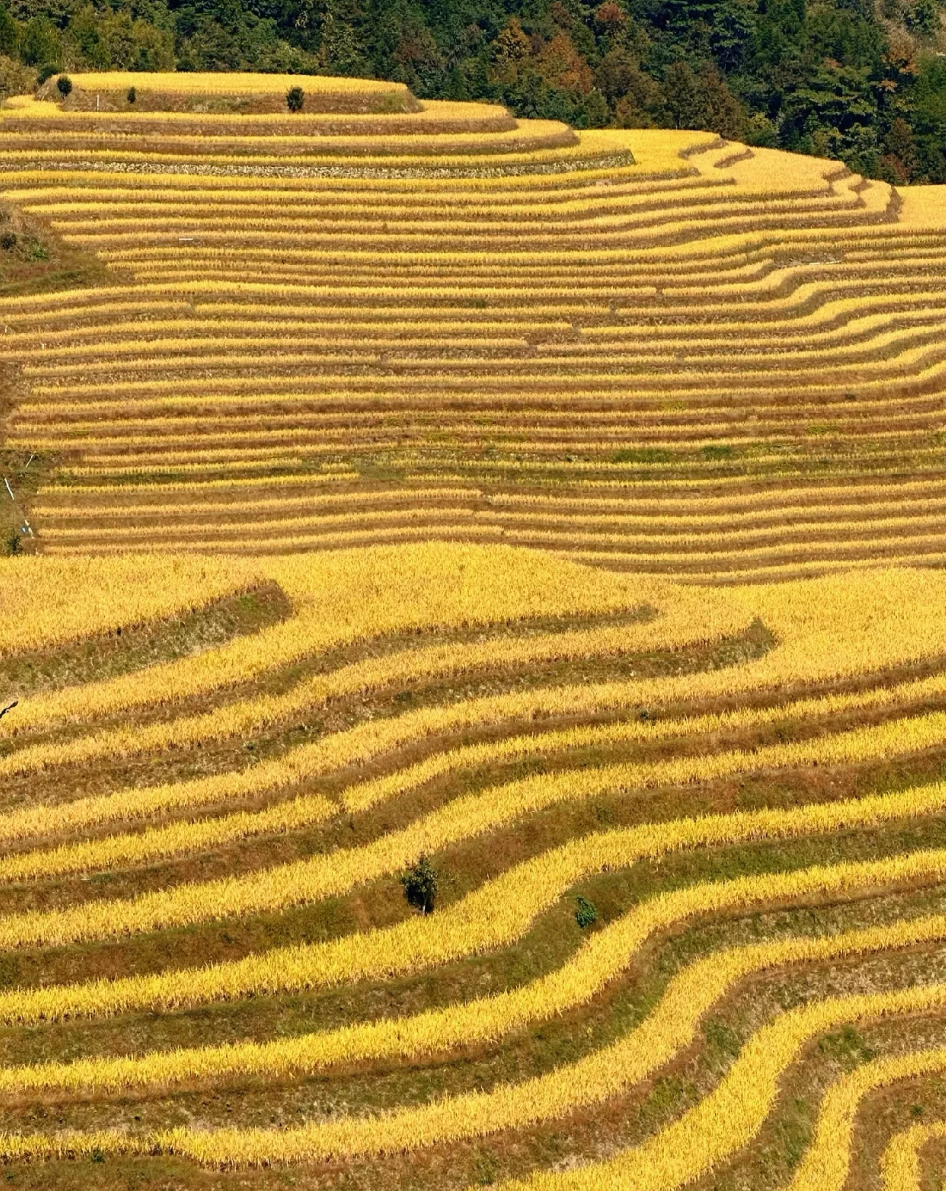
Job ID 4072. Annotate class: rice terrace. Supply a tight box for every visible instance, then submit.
[10,47,946,1191]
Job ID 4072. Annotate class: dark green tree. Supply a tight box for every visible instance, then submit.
[5,0,946,182]
[400,855,438,914]
[575,896,598,928]
[20,16,61,69]
[0,5,17,58]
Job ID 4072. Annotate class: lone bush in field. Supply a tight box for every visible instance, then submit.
[24,238,48,261]
[286,85,305,112]
[400,855,438,914]
[0,232,16,251]
[127,86,136,104]
[575,896,598,929]
[56,75,72,98]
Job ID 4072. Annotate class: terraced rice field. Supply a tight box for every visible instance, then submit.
[3,543,946,1189]
[2,78,946,578]
[9,71,946,1191]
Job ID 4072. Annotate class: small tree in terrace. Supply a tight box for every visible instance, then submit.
[575,896,597,929]
[400,854,438,914]
[56,75,72,99]
[286,85,305,112]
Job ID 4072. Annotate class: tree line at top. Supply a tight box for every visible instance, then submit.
[4,0,946,182]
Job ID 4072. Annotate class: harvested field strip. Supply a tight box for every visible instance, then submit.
[26,424,941,455]
[21,387,945,423]
[30,495,946,533]
[51,522,946,567]
[49,205,874,238]
[785,1047,946,1191]
[13,682,946,883]
[17,335,534,362]
[18,411,946,445]
[0,320,562,351]
[35,511,946,552]
[34,476,946,510]
[40,191,873,232]
[0,853,939,1097]
[33,488,476,520]
[25,349,946,394]
[13,304,909,353]
[37,499,946,540]
[0,148,627,177]
[881,1120,946,1189]
[5,552,946,1183]
[5,779,946,1024]
[490,982,946,1191]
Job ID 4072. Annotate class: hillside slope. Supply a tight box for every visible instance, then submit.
[6,69,946,1191]
[2,546,946,1188]
[7,0,946,185]
[1,81,946,579]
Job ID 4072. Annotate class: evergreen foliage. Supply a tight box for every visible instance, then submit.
[400,855,439,915]
[2,0,946,181]
[575,896,598,929]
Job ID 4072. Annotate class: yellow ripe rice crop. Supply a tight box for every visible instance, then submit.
[0,543,747,743]
[5,776,946,1024]
[6,76,946,1183]
[493,982,946,1191]
[4,547,946,1181]
[15,696,946,891]
[0,850,944,1100]
[881,1120,946,1190]
[786,1047,946,1191]
[9,647,946,864]
[5,858,946,1166]
[0,554,259,655]
[47,71,410,98]
[4,559,944,777]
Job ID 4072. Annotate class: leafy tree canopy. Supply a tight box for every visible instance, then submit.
[4,0,946,181]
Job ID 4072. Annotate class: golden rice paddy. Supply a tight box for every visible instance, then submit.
[3,72,946,1191]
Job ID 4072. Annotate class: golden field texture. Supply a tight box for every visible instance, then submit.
[0,543,946,1189]
[8,68,946,1191]
[36,71,418,115]
[4,73,946,575]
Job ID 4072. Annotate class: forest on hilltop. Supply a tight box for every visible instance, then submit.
[5,0,946,183]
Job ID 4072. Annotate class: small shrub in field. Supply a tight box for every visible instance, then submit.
[56,75,72,98]
[575,896,597,929]
[0,232,16,251]
[286,85,305,112]
[127,86,136,104]
[2,530,20,557]
[24,238,48,261]
[400,855,438,914]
